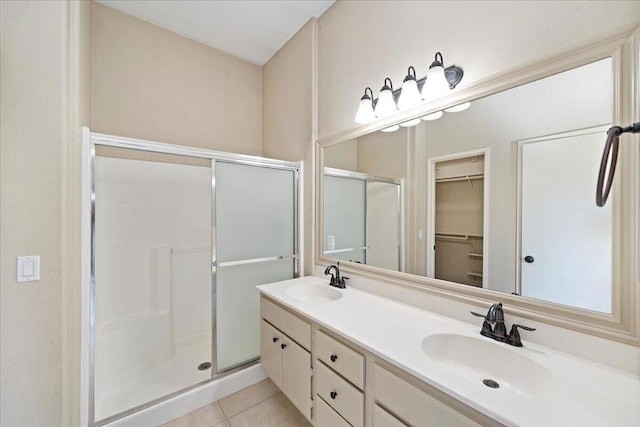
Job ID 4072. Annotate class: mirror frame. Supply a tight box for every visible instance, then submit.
[315,24,640,345]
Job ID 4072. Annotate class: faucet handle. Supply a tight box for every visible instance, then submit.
[508,324,536,347]
[471,311,493,337]
[337,276,349,288]
[512,324,536,331]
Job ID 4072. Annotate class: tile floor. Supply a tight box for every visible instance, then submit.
[161,379,312,427]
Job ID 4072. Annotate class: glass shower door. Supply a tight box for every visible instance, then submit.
[215,161,297,372]
[93,148,213,422]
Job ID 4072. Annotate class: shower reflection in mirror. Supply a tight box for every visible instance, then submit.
[323,167,404,272]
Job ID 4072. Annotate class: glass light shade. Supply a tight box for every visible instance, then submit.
[354,97,376,124]
[381,125,400,132]
[397,79,421,110]
[399,118,421,127]
[444,102,471,113]
[375,88,397,118]
[421,65,449,99]
[421,111,443,121]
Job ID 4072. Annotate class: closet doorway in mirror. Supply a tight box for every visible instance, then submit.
[427,150,489,288]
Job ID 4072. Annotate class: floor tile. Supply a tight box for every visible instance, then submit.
[227,393,311,427]
[214,421,230,427]
[161,401,226,427]
[219,378,280,418]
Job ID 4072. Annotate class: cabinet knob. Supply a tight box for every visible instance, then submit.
[330,391,337,400]
[281,343,287,349]
[330,354,338,363]
[272,337,279,343]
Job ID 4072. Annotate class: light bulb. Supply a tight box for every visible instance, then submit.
[398,66,421,111]
[421,111,443,121]
[444,102,471,113]
[354,87,376,124]
[381,125,400,132]
[374,78,397,118]
[421,52,450,100]
[400,118,421,127]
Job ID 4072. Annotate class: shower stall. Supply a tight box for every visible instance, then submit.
[86,131,300,425]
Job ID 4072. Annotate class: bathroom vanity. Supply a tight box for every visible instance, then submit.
[258,277,640,427]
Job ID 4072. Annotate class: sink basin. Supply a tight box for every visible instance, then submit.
[285,282,343,303]
[421,333,551,396]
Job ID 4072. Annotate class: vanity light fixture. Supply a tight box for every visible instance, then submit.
[421,111,443,121]
[354,52,464,124]
[444,102,471,113]
[354,87,376,124]
[381,125,400,132]
[398,66,421,110]
[374,78,398,118]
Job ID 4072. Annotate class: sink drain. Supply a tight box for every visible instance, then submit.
[197,362,212,371]
[483,379,499,389]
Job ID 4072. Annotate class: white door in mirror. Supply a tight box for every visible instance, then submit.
[520,129,611,312]
[17,255,40,282]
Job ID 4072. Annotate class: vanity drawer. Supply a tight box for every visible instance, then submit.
[373,404,407,427]
[314,395,351,427]
[316,361,364,426]
[374,365,477,427]
[316,330,365,388]
[261,296,311,350]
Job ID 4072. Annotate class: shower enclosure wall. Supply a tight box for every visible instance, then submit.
[87,131,300,425]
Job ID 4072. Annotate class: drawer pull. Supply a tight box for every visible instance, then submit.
[330,354,338,362]
[281,343,287,349]
[330,391,338,400]
[272,337,279,343]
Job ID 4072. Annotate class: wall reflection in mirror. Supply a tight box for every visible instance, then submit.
[323,58,613,313]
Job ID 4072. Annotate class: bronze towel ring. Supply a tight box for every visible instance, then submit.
[596,122,640,207]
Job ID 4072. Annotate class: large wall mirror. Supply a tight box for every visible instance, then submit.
[317,28,639,343]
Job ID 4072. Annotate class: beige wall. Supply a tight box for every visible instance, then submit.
[317,0,640,138]
[356,130,407,179]
[324,138,357,170]
[0,1,86,425]
[263,19,317,274]
[92,2,262,155]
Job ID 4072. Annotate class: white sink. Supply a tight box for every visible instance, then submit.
[421,333,551,396]
[285,282,343,303]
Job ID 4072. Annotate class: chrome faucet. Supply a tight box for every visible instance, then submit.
[471,303,536,347]
[324,262,349,289]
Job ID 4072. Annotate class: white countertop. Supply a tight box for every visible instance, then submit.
[257,276,640,427]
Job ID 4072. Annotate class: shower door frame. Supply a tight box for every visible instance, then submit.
[85,129,301,426]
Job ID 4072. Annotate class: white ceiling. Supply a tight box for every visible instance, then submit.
[97,0,334,66]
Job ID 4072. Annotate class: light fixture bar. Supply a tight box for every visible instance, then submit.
[370,65,464,107]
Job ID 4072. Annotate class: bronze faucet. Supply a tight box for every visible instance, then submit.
[324,262,349,289]
[471,303,536,347]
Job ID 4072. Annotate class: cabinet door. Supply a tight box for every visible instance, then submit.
[281,336,311,421]
[374,365,478,427]
[260,320,282,388]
